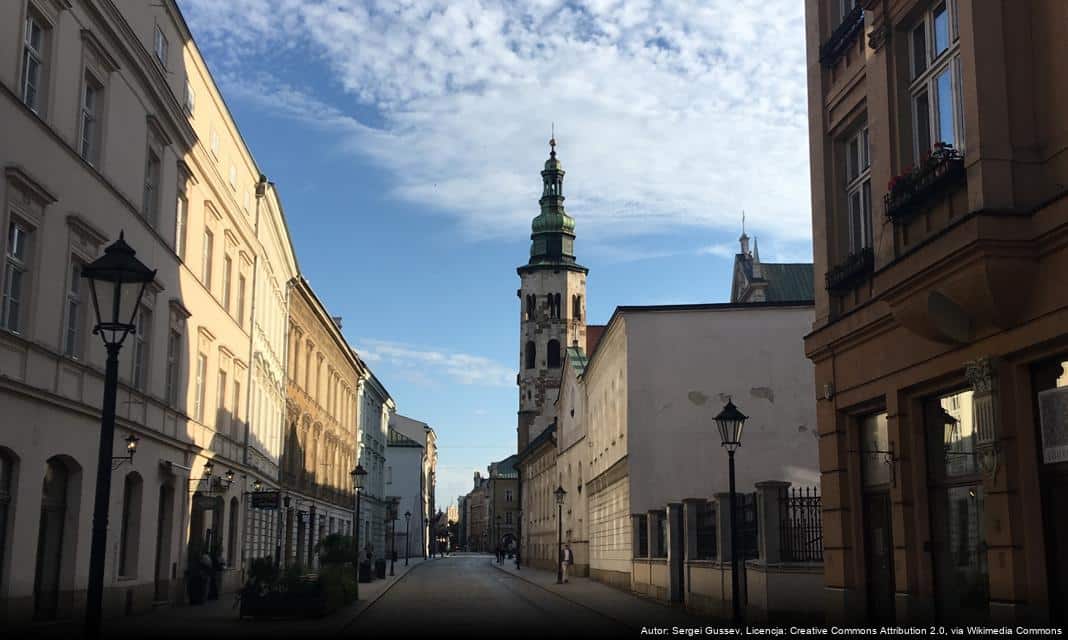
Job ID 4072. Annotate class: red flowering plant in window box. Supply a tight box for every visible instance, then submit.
[884,142,965,222]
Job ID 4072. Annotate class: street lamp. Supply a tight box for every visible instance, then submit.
[554,485,566,584]
[351,464,367,600]
[404,511,412,566]
[714,397,748,625]
[82,232,156,638]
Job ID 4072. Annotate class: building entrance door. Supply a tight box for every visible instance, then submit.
[1042,474,1068,624]
[863,491,895,622]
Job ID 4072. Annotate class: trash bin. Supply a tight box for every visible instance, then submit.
[359,560,373,583]
[374,558,387,579]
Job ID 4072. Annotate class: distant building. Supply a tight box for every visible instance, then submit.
[389,414,436,558]
[487,455,519,552]
[385,424,424,560]
[730,233,814,304]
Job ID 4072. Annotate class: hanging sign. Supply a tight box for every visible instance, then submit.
[251,490,281,510]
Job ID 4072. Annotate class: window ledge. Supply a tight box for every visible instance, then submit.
[826,247,874,294]
[819,5,864,68]
[884,153,966,223]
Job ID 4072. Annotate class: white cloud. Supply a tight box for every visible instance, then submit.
[178,0,811,248]
[355,339,514,388]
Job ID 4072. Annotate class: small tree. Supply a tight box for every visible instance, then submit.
[315,533,356,565]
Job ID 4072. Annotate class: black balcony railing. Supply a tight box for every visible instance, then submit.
[826,246,874,293]
[884,148,966,223]
[819,4,864,68]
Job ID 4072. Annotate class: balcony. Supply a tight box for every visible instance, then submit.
[884,146,966,223]
[826,247,874,294]
[819,4,864,68]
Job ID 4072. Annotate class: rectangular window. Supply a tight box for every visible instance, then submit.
[217,368,228,431]
[194,352,207,422]
[201,229,214,288]
[236,273,246,327]
[229,165,237,190]
[153,26,168,68]
[64,259,83,357]
[143,149,161,225]
[910,2,963,163]
[210,129,219,157]
[175,191,188,260]
[231,379,242,440]
[635,514,648,558]
[132,307,151,390]
[184,81,195,114]
[79,75,101,165]
[505,489,513,503]
[222,256,232,314]
[2,222,31,333]
[165,324,181,406]
[20,13,46,113]
[845,125,872,254]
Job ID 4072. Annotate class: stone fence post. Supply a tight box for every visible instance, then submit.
[755,481,790,563]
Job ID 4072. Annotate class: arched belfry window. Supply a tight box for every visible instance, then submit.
[554,294,561,319]
[525,295,535,321]
[548,339,561,368]
[572,295,582,321]
[525,341,536,369]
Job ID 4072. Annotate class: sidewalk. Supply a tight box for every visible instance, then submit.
[490,558,713,630]
[97,556,432,638]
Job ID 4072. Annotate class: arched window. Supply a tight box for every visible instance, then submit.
[525,341,536,369]
[119,471,143,577]
[554,294,561,319]
[545,294,554,318]
[36,456,75,620]
[547,339,561,368]
[525,295,535,321]
[572,295,582,320]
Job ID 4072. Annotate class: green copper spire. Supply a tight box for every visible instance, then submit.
[526,135,580,268]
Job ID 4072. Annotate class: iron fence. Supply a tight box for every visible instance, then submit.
[695,500,717,560]
[780,486,823,562]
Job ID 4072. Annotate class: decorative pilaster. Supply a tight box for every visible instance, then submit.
[965,356,1000,479]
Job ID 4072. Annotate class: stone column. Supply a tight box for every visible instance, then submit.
[667,502,684,603]
[754,481,790,564]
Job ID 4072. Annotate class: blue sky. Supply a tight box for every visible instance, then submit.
[176,0,813,510]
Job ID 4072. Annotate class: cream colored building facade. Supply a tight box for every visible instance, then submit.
[358,372,394,560]
[0,0,302,625]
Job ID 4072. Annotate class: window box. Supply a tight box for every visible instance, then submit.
[884,145,965,223]
[826,247,874,294]
[819,4,864,68]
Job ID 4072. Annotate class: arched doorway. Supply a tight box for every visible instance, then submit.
[34,456,77,620]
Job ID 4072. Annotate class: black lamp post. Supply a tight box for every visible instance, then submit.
[714,397,748,625]
[404,511,411,566]
[554,485,566,584]
[82,233,156,638]
[350,464,367,600]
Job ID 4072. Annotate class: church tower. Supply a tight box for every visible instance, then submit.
[517,135,588,453]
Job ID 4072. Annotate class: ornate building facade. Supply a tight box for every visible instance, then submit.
[281,277,363,569]
[804,0,1068,625]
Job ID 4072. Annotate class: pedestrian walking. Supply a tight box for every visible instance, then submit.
[560,543,573,583]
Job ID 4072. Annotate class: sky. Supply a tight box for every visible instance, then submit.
[175,0,814,512]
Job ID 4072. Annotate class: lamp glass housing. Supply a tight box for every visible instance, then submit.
[351,464,367,490]
[554,485,566,505]
[82,232,156,347]
[714,399,748,451]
